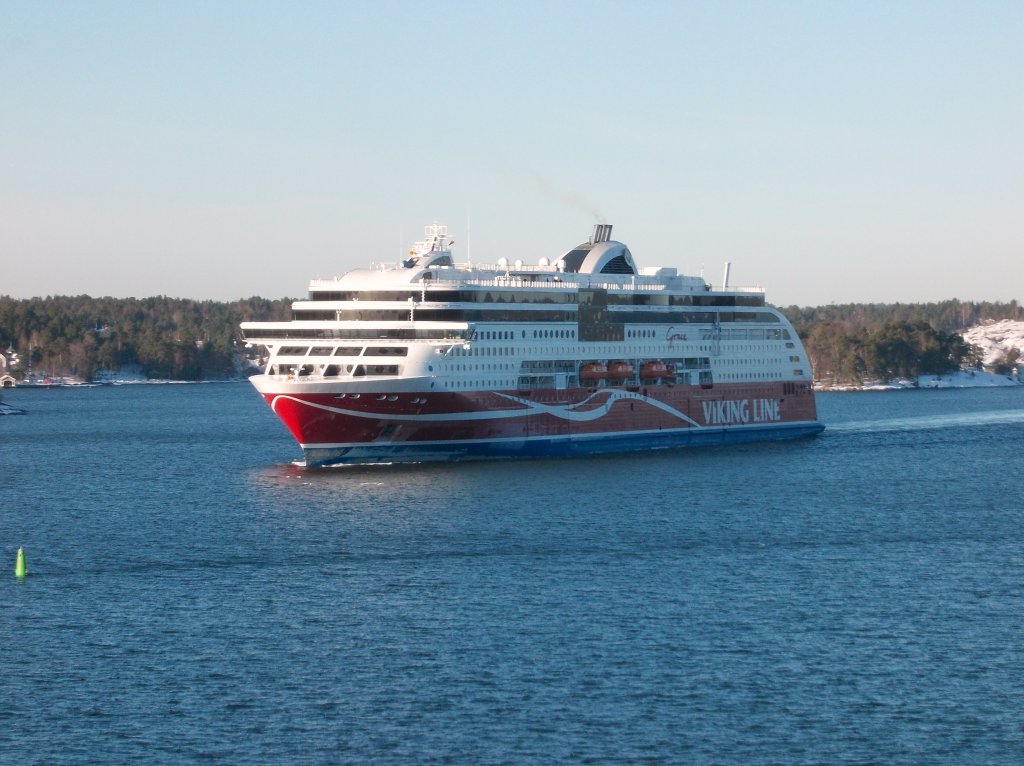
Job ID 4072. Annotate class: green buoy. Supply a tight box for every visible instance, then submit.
[15,547,27,578]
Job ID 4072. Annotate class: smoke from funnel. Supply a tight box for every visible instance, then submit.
[529,173,606,224]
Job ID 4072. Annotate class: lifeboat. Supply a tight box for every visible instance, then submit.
[607,361,633,381]
[640,361,669,381]
[579,362,608,383]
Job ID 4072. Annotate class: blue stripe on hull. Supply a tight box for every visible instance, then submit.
[301,422,825,467]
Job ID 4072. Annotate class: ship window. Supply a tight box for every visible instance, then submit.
[365,346,408,356]
[334,346,363,356]
[278,346,310,357]
[309,346,333,356]
[599,254,634,274]
[324,365,341,377]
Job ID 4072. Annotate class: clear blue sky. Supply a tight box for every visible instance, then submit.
[2,0,1022,306]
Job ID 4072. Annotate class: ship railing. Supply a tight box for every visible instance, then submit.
[409,275,677,292]
[436,277,765,293]
[312,271,763,293]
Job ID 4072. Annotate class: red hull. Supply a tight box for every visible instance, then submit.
[264,381,820,450]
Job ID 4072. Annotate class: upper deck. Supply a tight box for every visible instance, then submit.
[303,223,765,305]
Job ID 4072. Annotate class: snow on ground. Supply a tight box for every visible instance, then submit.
[95,365,150,384]
[821,369,1021,390]
[962,319,1024,367]
[917,370,1020,388]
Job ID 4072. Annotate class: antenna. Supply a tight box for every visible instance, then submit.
[722,262,732,291]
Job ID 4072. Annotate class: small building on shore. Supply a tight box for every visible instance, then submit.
[1,352,16,388]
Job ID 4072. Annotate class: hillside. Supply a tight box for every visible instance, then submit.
[0,295,292,382]
[961,320,1024,368]
[782,300,1023,385]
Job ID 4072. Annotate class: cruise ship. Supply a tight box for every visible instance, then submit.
[241,223,823,465]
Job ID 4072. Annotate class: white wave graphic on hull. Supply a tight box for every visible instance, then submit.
[270,389,702,427]
[493,391,702,426]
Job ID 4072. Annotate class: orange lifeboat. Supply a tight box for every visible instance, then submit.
[607,361,633,381]
[640,361,669,381]
[579,362,608,383]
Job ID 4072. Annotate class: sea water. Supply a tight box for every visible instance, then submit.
[1,383,1023,764]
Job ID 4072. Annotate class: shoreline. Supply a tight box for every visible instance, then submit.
[816,370,1021,392]
[6,378,250,389]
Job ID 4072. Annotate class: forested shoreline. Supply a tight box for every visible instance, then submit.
[1,295,1021,384]
[0,295,292,382]
[782,300,1023,385]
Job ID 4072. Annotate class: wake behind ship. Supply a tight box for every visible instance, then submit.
[241,223,824,466]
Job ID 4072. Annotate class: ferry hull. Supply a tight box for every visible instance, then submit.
[256,378,824,466]
[298,423,824,466]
